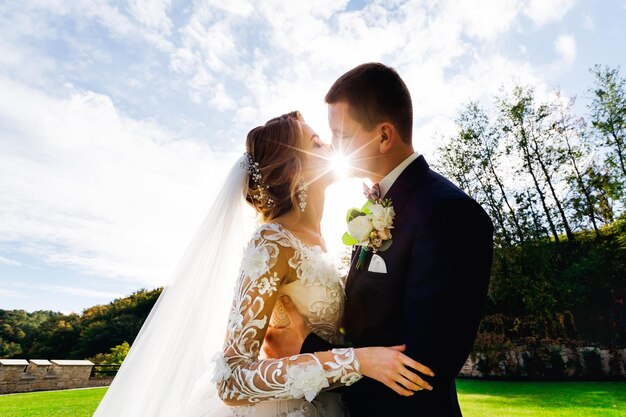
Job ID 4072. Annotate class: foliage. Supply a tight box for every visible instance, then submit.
[435,67,626,359]
[589,65,626,191]
[87,341,130,365]
[0,310,62,357]
[486,215,626,318]
[0,288,162,360]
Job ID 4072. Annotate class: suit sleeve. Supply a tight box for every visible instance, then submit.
[403,198,493,384]
[301,332,337,354]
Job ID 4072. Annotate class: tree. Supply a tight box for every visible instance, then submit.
[438,102,527,246]
[0,310,61,358]
[88,341,130,365]
[28,314,82,359]
[551,93,601,235]
[499,86,574,244]
[590,65,626,188]
[0,288,162,360]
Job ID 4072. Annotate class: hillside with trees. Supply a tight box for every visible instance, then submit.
[0,288,161,360]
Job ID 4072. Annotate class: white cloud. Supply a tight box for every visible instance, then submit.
[0,289,27,298]
[10,0,175,53]
[0,77,239,286]
[210,83,237,111]
[128,0,173,35]
[0,256,21,266]
[582,14,595,31]
[554,34,576,65]
[447,0,522,41]
[170,0,552,144]
[39,285,124,300]
[203,0,255,17]
[0,0,592,298]
[523,0,576,27]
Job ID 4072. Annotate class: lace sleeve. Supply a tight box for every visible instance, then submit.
[213,231,362,406]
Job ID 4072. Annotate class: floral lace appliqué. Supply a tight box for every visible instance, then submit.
[214,224,362,409]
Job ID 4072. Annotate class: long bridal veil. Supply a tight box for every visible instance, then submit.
[94,156,256,416]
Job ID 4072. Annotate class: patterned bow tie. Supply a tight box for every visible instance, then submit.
[363,182,381,201]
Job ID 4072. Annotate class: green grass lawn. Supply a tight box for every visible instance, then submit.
[457,380,626,417]
[0,381,624,417]
[0,387,105,417]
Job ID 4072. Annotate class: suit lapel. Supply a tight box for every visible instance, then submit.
[345,155,431,294]
[383,154,429,215]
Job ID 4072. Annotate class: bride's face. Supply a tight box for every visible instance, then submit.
[298,122,334,188]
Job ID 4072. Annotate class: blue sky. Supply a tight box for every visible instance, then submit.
[1,0,625,314]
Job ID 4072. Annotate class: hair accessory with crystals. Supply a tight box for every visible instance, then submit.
[241,152,274,208]
[240,152,262,183]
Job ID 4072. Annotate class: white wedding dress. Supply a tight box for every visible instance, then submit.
[93,158,359,417]
[211,223,360,417]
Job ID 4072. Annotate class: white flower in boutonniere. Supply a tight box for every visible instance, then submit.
[346,216,373,244]
[342,197,395,269]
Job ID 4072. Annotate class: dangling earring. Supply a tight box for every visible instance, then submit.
[297,177,308,212]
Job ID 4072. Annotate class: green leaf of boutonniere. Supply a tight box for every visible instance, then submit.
[342,232,358,246]
[361,200,373,214]
[346,208,364,223]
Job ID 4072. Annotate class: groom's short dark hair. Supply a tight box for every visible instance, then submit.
[325,62,413,144]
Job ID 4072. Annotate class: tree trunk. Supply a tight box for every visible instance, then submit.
[488,158,526,243]
[563,132,601,237]
[528,131,575,242]
[520,128,560,244]
[471,166,512,245]
[611,130,626,178]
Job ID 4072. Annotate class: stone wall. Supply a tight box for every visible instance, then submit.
[459,346,626,379]
[0,359,109,394]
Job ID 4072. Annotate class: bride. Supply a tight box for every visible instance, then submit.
[93,111,432,417]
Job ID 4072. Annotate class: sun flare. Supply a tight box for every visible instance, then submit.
[329,152,351,179]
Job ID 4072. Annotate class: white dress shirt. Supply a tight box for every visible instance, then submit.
[378,152,421,197]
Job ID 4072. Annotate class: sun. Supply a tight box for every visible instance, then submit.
[329,151,351,179]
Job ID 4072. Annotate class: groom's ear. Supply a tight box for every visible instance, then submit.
[378,123,397,154]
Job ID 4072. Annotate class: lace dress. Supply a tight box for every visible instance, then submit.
[212,223,360,417]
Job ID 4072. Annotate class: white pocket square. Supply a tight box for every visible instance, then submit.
[367,253,387,273]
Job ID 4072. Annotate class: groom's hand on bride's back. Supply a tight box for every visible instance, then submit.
[261,295,311,359]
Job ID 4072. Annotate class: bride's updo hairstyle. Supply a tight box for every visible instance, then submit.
[244,111,304,222]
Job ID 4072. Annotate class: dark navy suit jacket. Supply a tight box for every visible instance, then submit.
[301,155,494,417]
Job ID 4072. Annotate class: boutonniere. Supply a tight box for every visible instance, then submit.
[342,195,395,270]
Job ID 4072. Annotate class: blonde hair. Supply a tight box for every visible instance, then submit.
[244,111,304,222]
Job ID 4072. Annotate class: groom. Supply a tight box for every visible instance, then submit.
[265,63,494,416]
